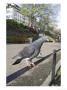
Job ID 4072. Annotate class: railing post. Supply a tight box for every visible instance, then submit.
[51,50,56,84]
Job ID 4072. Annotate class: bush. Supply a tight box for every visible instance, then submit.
[7,35,29,43]
[6,19,36,43]
[45,31,57,40]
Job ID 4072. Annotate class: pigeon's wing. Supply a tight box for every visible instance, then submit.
[12,46,35,65]
[12,45,35,59]
[19,46,35,58]
[29,48,40,61]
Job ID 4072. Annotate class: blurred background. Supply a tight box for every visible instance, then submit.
[6,4,61,43]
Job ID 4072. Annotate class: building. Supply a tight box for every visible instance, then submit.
[6,4,29,25]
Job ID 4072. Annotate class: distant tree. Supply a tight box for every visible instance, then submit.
[20,4,60,33]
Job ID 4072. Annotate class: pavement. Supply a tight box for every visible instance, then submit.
[6,42,61,86]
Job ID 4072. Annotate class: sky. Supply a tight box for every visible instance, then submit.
[57,11,61,28]
[52,4,61,28]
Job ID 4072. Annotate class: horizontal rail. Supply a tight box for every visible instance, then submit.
[6,49,61,84]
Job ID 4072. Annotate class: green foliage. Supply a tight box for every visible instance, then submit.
[20,4,56,30]
[45,30,58,40]
[6,19,36,43]
[6,19,27,31]
[7,19,19,29]
[7,35,28,43]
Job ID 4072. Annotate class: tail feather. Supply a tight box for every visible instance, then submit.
[12,59,22,65]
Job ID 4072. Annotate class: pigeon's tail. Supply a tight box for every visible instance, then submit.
[12,58,22,65]
[12,55,24,65]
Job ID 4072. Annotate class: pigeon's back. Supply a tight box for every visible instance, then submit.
[31,36,45,49]
[18,45,35,58]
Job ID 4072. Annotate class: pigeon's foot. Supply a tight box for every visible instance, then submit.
[26,64,31,68]
[25,58,35,68]
[27,63,35,68]
[30,62,35,67]
[27,63,31,67]
[25,58,31,67]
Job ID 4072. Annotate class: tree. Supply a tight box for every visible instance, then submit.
[20,4,60,32]
[20,4,37,27]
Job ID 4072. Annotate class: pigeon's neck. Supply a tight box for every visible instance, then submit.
[32,37,45,47]
[34,37,45,42]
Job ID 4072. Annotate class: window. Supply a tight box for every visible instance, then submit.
[6,10,10,13]
[6,15,10,19]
